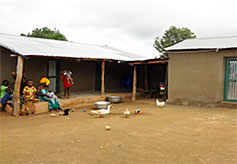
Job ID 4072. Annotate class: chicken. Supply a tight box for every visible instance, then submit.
[123,109,130,118]
[90,105,112,118]
[156,99,165,108]
[105,126,111,130]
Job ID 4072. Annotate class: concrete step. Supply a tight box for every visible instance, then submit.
[1,93,136,116]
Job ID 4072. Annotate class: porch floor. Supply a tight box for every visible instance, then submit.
[57,89,132,99]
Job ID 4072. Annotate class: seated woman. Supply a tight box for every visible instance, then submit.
[37,84,63,115]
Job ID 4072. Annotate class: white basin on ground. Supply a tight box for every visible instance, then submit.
[107,96,122,103]
[94,101,110,109]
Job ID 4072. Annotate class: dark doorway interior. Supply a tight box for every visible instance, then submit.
[47,59,60,93]
[95,62,101,91]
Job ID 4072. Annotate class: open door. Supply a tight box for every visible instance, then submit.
[48,59,60,93]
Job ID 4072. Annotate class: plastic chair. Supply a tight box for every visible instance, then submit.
[120,75,132,89]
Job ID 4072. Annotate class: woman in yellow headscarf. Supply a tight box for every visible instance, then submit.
[37,78,62,114]
[40,77,50,86]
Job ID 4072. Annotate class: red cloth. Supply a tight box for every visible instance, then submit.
[61,75,73,88]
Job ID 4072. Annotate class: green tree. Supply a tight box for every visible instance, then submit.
[20,27,67,41]
[154,26,196,58]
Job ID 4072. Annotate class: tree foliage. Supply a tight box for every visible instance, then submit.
[154,26,196,58]
[20,27,67,41]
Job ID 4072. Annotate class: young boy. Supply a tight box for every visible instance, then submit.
[1,88,12,112]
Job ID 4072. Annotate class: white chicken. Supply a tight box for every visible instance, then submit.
[105,126,111,130]
[123,109,130,118]
[156,99,165,108]
[90,105,112,118]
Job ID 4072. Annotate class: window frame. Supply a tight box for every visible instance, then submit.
[224,57,237,102]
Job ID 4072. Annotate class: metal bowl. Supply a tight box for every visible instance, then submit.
[107,96,122,103]
[94,101,110,109]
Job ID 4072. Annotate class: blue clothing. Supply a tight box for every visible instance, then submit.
[1,93,12,104]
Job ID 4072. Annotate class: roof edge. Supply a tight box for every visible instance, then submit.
[0,44,23,56]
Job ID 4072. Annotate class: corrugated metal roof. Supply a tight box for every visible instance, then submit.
[166,36,237,51]
[0,33,150,61]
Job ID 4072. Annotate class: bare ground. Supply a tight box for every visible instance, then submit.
[0,99,237,164]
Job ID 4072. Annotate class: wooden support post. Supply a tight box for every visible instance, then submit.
[101,61,105,96]
[144,65,148,90]
[132,66,137,101]
[13,56,24,116]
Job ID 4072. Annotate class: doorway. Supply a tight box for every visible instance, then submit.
[48,59,60,93]
[95,62,101,91]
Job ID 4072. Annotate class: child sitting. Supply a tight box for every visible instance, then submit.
[45,86,60,105]
[1,88,13,112]
[1,80,10,99]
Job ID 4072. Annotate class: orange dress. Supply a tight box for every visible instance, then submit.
[22,86,37,114]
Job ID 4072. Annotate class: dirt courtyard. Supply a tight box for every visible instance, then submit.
[0,99,237,164]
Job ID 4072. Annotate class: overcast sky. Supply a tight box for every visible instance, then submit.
[0,0,237,57]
